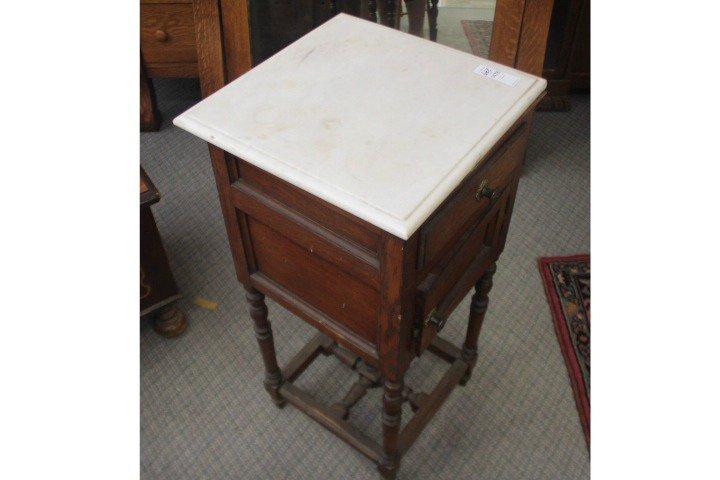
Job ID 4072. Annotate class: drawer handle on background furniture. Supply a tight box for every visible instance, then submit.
[155,29,168,42]
[424,308,447,332]
[475,179,503,201]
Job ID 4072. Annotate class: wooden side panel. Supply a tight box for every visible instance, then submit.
[378,234,418,380]
[193,0,250,281]
[488,0,526,67]
[490,0,554,78]
[219,0,253,81]
[237,161,382,255]
[515,0,555,76]
[248,218,379,344]
[231,155,385,361]
[231,182,380,289]
[193,0,225,97]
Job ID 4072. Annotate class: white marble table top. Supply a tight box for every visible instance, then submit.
[174,14,546,240]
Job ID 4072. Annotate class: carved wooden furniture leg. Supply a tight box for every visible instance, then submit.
[153,303,187,338]
[245,286,285,407]
[460,262,497,385]
[378,377,404,480]
[378,0,396,27]
[405,0,425,37]
[427,0,439,42]
[369,0,378,22]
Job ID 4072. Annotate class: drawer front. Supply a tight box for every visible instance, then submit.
[413,120,526,353]
[140,3,197,67]
[414,189,516,354]
[248,217,379,345]
[229,157,383,360]
[417,122,529,272]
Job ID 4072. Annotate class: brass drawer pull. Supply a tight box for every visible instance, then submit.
[475,179,495,201]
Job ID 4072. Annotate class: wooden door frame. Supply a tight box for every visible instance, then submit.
[489,0,554,76]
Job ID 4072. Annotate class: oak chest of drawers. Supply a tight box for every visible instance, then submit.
[175,14,546,479]
[140,0,198,78]
[139,0,253,130]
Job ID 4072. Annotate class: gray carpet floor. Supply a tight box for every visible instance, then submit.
[140,78,590,479]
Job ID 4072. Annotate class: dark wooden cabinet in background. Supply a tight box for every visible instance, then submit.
[248,1,389,63]
[140,0,252,131]
[248,0,335,63]
[540,0,590,110]
[141,0,199,78]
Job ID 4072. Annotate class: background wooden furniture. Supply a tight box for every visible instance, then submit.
[139,0,554,130]
[540,0,590,110]
[490,0,554,76]
[140,0,199,78]
[140,59,161,131]
[176,15,546,478]
[248,0,554,73]
[139,0,252,130]
[141,168,187,337]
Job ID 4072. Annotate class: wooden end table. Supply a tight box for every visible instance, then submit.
[175,15,545,478]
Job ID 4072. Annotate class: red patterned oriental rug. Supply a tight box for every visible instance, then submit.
[538,254,590,447]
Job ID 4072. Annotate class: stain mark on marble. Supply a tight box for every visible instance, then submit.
[322,118,341,129]
[299,47,316,64]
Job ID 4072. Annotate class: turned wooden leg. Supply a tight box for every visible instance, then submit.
[460,262,497,385]
[245,286,285,407]
[378,0,395,27]
[406,0,425,37]
[153,303,187,338]
[378,377,403,479]
[368,0,377,22]
[427,0,439,42]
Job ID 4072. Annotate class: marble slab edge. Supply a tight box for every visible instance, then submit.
[174,76,544,241]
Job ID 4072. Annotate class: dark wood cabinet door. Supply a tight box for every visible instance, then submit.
[540,0,590,109]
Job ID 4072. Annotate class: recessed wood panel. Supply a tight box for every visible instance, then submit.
[248,218,379,345]
[231,181,380,289]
